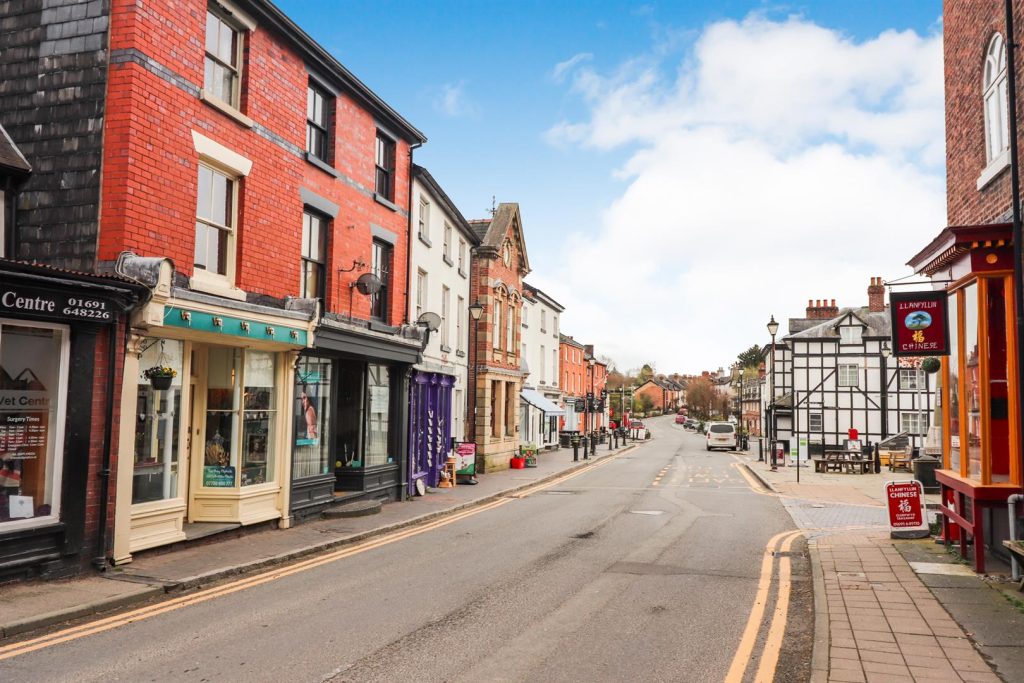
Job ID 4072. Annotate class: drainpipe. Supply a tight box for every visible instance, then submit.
[1010,494,1023,581]
[92,313,126,570]
[1005,0,1024,498]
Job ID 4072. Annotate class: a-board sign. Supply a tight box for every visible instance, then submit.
[886,480,929,539]
[455,442,476,475]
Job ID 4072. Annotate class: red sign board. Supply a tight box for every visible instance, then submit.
[886,481,924,528]
[890,290,950,357]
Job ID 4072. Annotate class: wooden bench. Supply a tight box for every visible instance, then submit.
[887,450,913,472]
[1001,541,1024,590]
[813,451,872,474]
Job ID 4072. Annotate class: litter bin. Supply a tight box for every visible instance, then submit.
[559,432,572,448]
[913,455,941,493]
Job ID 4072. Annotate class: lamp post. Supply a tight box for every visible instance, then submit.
[467,301,484,443]
[880,340,892,475]
[587,357,596,456]
[767,315,780,471]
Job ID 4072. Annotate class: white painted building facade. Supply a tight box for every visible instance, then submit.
[520,283,564,449]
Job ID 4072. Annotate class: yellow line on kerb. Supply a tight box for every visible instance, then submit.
[723,529,803,683]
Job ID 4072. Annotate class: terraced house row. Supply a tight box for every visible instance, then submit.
[0,0,610,580]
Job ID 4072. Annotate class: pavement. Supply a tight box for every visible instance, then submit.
[737,448,1024,683]
[0,435,643,640]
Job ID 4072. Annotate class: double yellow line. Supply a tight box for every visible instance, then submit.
[723,529,803,682]
[1,450,631,661]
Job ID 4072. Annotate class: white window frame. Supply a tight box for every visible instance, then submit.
[418,198,430,244]
[456,295,464,352]
[458,238,466,274]
[984,33,1010,165]
[201,1,255,120]
[0,319,71,532]
[493,302,502,350]
[416,270,427,319]
[552,349,558,386]
[440,285,450,348]
[443,223,452,263]
[899,368,922,391]
[541,309,547,333]
[838,364,859,387]
[900,412,928,436]
[540,344,546,383]
[839,326,862,345]
[808,413,823,432]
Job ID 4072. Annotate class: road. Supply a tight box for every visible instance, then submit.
[0,416,811,682]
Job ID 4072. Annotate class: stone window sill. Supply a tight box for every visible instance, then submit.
[199,90,254,128]
[305,152,340,178]
[458,268,467,279]
[374,193,398,212]
[190,270,247,301]
[443,255,454,267]
[977,149,1010,190]
[440,344,452,353]
[456,349,466,357]
[418,234,432,248]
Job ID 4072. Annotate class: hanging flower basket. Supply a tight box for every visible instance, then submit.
[921,357,941,374]
[142,366,176,390]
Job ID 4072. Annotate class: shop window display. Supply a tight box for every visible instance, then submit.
[0,323,66,527]
[947,291,961,474]
[293,358,332,479]
[963,283,981,480]
[242,351,276,486]
[365,364,391,467]
[133,339,184,503]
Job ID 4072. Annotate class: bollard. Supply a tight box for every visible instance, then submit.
[572,435,580,462]
[608,431,613,451]
[613,431,618,448]
[590,432,597,458]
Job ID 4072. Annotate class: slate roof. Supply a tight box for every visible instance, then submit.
[787,306,890,340]
[467,203,531,273]
[412,165,478,244]
[0,123,30,175]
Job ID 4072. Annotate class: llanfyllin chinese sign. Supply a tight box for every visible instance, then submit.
[889,291,949,357]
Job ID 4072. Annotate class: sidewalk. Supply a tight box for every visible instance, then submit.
[738,450,1023,683]
[0,438,643,640]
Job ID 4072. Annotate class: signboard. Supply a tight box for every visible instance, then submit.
[0,283,116,323]
[885,480,929,538]
[455,442,476,475]
[203,465,236,487]
[890,291,950,357]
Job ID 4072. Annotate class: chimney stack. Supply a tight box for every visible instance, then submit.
[868,277,885,313]
[806,296,840,320]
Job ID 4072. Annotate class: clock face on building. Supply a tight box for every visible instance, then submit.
[503,242,512,267]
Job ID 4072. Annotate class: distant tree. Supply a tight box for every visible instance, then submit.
[685,376,715,419]
[637,363,656,384]
[633,393,655,415]
[737,344,762,369]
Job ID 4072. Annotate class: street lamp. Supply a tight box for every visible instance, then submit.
[587,357,596,456]
[767,315,780,470]
[467,302,484,442]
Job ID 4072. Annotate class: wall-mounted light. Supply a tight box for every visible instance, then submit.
[212,316,223,328]
[180,310,192,323]
[265,326,276,337]
[290,330,299,340]
[240,321,250,333]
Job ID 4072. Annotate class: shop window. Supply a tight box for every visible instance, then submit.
[963,282,981,480]
[242,351,276,486]
[986,278,1011,482]
[301,210,327,300]
[490,380,499,436]
[505,380,515,436]
[947,289,961,474]
[0,323,67,528]
[370,239,391,321]
[365,364,391,467]
[293,357,332,479]
[133,339,184,504]
[306,81,331,163]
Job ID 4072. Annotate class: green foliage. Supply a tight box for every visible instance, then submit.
[737,344,762,369]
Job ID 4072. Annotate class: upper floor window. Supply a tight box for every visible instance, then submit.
[443,223,452,262]
[839,326,862,345]
[506,304,515,354]
[553,314,558,335]
[306,82,331,163]
[441,285,450,348]
[375,132,395,201]
[416,269,427,319]
[418,198,430,243]
[984,33,1010,164]
[838,364,859,387]
[493,302,502,350]
[458,238,467,273]
[194,163,237,279]
[370,239,391,321]
[456,295,465,352]
[205,7,243,108]
[300,210,327,299]
[899,368,923,391]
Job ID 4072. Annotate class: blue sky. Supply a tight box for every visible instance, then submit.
[277,1,944,374]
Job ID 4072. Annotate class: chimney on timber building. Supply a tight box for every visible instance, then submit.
[868,277,886,313]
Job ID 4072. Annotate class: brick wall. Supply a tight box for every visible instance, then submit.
[945,0,1024,226]
[100,0,414,322]
[0,0,111,270]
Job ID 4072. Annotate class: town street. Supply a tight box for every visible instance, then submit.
[0,417,810,682]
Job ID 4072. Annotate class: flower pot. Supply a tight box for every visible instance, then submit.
[149,374,173,391]
[510,457,526,469]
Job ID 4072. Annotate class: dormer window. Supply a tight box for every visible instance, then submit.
[839,326,862,345]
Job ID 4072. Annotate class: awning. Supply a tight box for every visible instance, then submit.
[521,388,564,415]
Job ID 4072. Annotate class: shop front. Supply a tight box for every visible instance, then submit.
[408,370,454,494]
[0,261,142,578]
[111,262,316,562]
[908,223,1022,572]
[288,316,419,519]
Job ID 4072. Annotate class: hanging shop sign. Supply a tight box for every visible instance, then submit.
[889,291,950,357]
[0,283,117,323]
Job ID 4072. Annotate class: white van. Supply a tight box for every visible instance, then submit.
[705,422,737,451]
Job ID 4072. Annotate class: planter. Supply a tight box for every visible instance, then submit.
[510,457,526,469]
[149,374,173,391]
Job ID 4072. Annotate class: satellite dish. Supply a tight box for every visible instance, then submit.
[417,311,442,332]
[354,272,382,295]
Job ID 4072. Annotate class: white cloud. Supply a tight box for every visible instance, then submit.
[551,52,593,83]
[540,14,945,373]
[433,81,477,118]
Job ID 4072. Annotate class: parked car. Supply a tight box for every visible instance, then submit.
[674,414,687,425]
[706,422,737,450]
[683,418,697,431]
[629,419,645,430]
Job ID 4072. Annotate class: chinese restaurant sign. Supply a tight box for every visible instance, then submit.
[889,291,949,357]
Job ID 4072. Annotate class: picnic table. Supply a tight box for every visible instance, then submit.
[812,450,872,474]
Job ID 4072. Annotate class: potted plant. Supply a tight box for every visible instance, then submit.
[921,357,941,374]
[142,365,177,390]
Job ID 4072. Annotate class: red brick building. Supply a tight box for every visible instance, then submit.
[559,334,586,430]
[467,204,530,471]
[906,0,1024,573]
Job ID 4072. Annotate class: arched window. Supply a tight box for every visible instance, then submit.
[984,33,1010,164]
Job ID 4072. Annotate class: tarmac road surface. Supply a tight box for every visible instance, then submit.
[0,416,810,682]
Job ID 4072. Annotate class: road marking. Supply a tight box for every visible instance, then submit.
[507,449,625,499]
[754,532,798,681]
[0,497,511,661]
[723,529,803,683]
[731,462,775,497]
